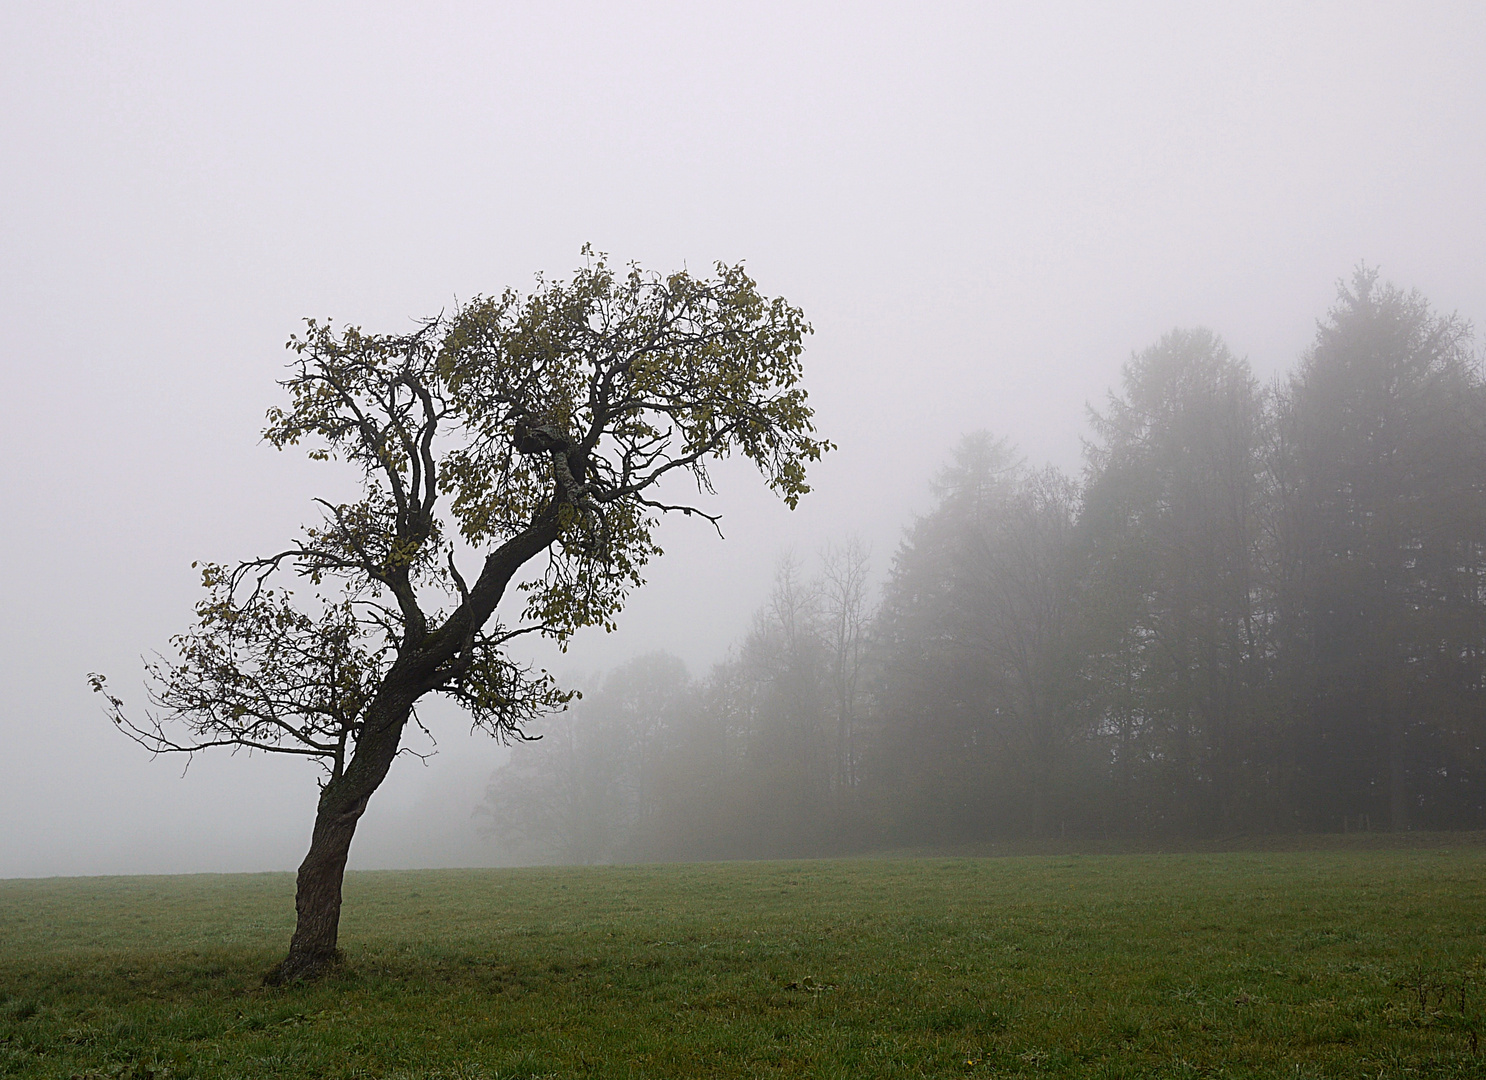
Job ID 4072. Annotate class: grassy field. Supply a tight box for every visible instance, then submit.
[3,844,1486,1078]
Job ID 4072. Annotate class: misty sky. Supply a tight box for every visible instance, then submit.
[4,1,1485,878]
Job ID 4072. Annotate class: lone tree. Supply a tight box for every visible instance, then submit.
[91,253,828,982]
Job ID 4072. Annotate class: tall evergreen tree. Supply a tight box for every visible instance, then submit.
[1083,329,1266,831]
[1271,269,1486,830]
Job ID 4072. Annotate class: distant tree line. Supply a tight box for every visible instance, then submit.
[482,268,1486,860]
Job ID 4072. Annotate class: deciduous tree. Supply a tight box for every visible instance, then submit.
[92,253,828,981]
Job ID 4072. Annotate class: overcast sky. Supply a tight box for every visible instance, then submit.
[4,1,1484,878]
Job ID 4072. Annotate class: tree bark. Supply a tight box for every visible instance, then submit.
[268,690,414,983]
[270,789,367,982]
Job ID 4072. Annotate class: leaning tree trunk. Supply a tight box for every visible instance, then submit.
[269,692,414,983]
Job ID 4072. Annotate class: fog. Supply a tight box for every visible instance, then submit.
[3,2,1485,878]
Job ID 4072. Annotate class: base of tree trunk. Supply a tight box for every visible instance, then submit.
[264,947,342,986]
[268,783,372,986]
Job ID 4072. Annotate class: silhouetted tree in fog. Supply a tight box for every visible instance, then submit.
[1082,329,1266,831]
[955,466,1090,835]
[1270,268,1486,831]
[870,435,1024,841]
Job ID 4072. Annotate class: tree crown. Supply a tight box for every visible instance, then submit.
[95,253,828,770]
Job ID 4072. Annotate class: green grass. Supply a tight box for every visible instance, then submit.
[3,845,1486,1078]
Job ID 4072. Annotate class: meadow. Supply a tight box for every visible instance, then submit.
[2,841,1485,1078]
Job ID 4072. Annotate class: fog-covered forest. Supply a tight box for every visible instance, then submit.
[485,268,1486,860]
[10,4,1486,884]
